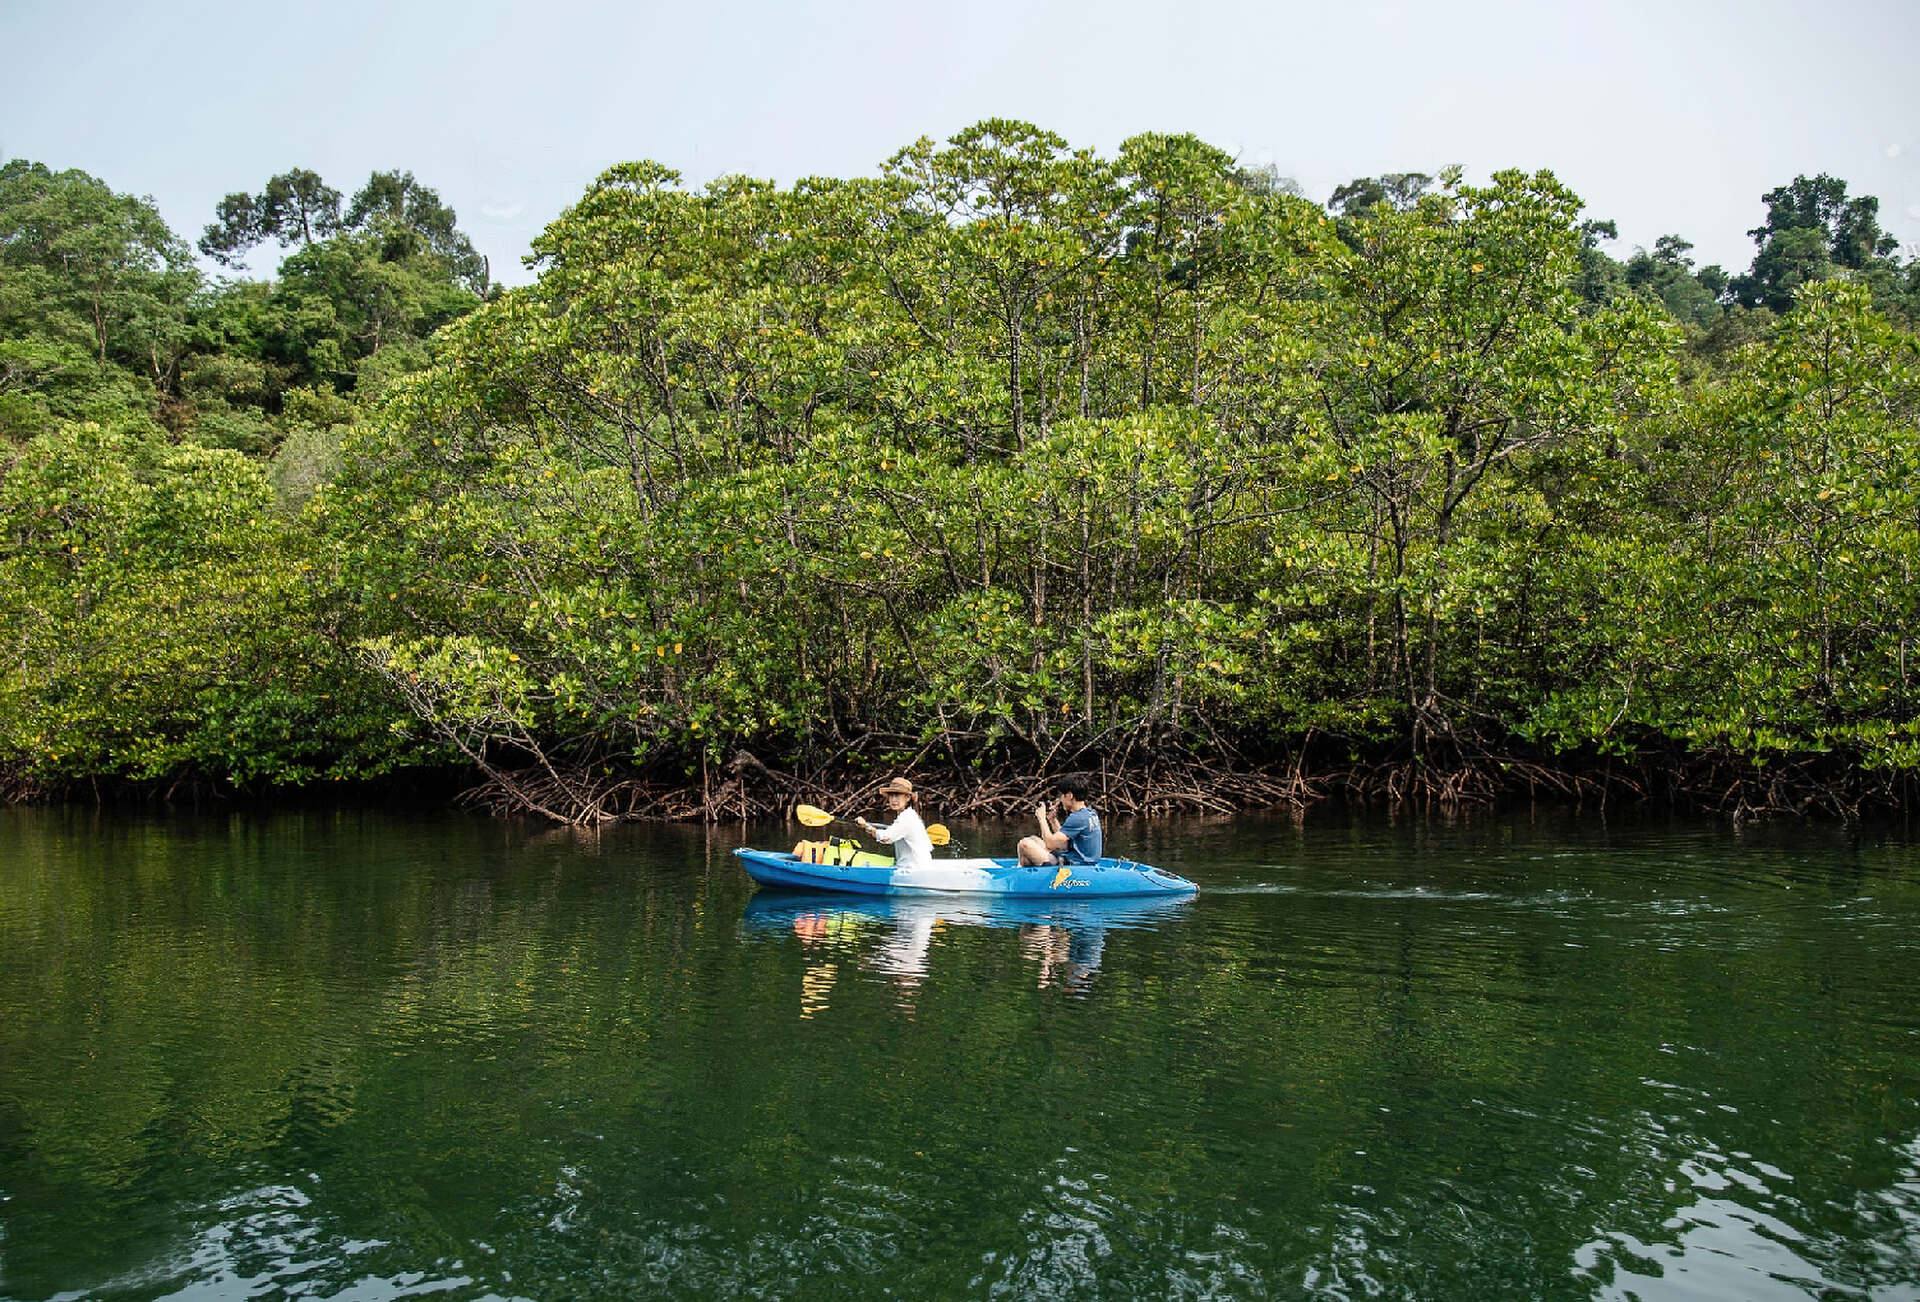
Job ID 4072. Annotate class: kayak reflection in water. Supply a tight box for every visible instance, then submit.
[789,907,1094,1005]
[749,891,1192,1013]
[789,904,939,1013]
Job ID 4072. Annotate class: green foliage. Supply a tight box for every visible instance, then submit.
[0,160,195,376]
[1574,219,1627,307]
[4,134,1920,804]
[1624,235,1727,329]
[0,336,157,442]
[1328,172,1433,216]
[252,229,477,389]
[199,167,344,264]
[1527,284,1920,768]
[201,166,487,294]
[314,148,1682,785]
[1,156,482,464]
[0,424,413,785]
[344,170,489,293]
[299,140,1920,801]
[1732,173,1905,317]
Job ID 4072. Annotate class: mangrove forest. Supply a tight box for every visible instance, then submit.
[3,124,1919,823]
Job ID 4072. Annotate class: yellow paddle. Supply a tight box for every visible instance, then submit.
[795,803,951,847]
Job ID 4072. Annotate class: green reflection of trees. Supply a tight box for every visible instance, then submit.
[0,812,1916,1297]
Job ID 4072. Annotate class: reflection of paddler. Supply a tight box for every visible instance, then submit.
[867,912,940,985]
[800,961,838,1019]
[1066,925,1105,972]
[1018,922,1105,990]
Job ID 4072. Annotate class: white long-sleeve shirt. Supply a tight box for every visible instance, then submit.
[868,806,934,872]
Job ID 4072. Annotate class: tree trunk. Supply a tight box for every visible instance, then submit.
[1008,301,1025,451]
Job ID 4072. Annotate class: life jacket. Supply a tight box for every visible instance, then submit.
[793,837,860,865]
[792,837,893,868]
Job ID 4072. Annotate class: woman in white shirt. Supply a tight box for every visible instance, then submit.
[856,776,934,871]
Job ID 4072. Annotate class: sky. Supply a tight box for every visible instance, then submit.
[3,0,1917,286]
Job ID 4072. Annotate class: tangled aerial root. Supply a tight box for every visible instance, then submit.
[455,751,1324,825]
[10,749,1897,828]
[457,749,1911,828]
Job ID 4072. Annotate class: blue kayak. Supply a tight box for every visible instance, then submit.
[733,848,1198,898]
[739,890,1194,932]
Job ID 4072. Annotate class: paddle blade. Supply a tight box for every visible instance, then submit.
[927,823,951,846]
[794,804,833,827]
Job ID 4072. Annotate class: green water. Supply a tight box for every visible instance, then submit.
[1,808,1917,1300]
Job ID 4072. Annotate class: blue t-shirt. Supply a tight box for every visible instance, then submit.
[1058,806,1103,864]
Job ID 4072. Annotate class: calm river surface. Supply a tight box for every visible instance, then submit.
[2,806,1918,1299]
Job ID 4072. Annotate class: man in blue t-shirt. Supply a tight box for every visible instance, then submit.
[1016,774,1104,867]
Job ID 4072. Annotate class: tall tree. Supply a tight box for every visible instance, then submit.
[345,170,488,293]
[885,120,1113,450]
[200,167,487,294]
[1623,234,1726,328]
[1328,172,1433,217]
[1575,219,1626,306]
[199,168,343,264]
[0,160,194,379]
[1733,173,1900,312]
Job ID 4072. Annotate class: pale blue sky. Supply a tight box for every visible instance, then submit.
[4,0,1916,285]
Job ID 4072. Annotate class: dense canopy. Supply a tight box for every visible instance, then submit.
[2,128,1917,821]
